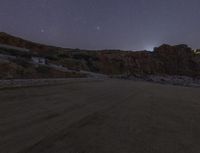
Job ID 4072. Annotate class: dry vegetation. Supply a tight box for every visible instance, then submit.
[1,32,200,79]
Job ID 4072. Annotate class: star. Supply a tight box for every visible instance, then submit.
[96,26,101,31]
[41,29,45,33]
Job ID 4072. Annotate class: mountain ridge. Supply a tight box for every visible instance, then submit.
[0,32,200,79]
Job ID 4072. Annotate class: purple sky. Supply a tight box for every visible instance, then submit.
[0,0,200,50]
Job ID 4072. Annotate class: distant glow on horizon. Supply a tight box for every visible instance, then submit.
[144,46,155,51]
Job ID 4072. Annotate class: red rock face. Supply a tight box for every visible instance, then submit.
[153,44,198,76]
[95,45,200,77]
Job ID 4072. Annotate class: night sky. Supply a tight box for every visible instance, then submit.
[0,0,200,51]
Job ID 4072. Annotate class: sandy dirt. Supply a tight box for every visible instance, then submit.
[0,79,200,153]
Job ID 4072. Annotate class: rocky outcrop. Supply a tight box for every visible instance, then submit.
[153,44,197,76]
[93,44,200,77]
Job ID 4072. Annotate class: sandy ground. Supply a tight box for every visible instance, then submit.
[0,79,200,153]
[0,78,97,89]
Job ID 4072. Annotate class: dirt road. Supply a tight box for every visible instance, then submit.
[1,79,200,153]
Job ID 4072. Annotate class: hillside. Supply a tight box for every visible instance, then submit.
[0,32,62,53]
[0,32,200,80]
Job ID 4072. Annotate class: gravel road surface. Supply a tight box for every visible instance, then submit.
[1,79,200,153]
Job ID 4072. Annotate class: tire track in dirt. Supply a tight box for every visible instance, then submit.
[18,88,144,153]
